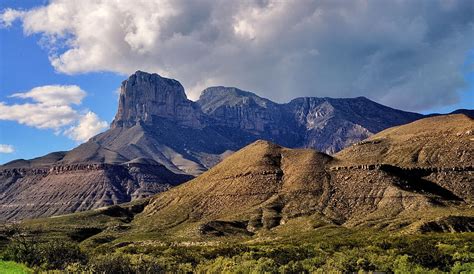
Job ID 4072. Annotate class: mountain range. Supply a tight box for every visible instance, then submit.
[0,71,471,222]
[19,114,474,244]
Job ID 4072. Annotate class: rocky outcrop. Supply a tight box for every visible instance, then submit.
[112,71,204,129]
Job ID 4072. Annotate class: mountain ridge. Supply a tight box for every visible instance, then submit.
[1,71,468,222]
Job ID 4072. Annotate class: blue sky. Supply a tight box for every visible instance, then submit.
[0,0,123,163]
[0,0,473,164]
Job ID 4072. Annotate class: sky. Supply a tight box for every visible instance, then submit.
[0,0,473,164]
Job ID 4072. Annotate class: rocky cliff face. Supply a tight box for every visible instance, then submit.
[112,71,204,129]
[198,86,300,147]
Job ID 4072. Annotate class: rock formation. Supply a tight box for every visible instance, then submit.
[112,71,204,129]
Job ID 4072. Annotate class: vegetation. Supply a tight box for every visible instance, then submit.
[1,224,472,273]
[0,261,32,273]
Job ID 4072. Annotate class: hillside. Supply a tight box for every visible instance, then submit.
[336,114,474,167]
[0,161,191,221]
[135,138,472,237]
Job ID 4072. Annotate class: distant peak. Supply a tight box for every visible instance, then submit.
[197,86,274,113]
[199,86,259,99]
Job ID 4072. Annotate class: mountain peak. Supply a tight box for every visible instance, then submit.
[200,86,257,98]
[198,86,275,114]
[112,71,203,128]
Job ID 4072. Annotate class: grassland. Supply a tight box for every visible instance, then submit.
[0,261,32,274]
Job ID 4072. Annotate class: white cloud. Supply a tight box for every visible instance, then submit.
[10,85,86,106]
[0,8,24,27]
[0,144,15,154]
[1,0,474,111]
[233,19,256,40]
[0,85,108,142]
[65,111,108,142]
[0,102,78,129]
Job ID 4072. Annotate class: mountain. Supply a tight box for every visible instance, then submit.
[450,109,474,118]
[0,71,424,221]
[198,87,423,154]
[35,114,467,241]
[58,71,238,175]
[134,115,473,236]
[426,109,474,119]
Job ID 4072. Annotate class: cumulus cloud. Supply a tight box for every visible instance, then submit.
[10,85,86,106]
[2,0,473,111]
[65,111,108,142]
[0,85,108,142]
[0,144,15,154]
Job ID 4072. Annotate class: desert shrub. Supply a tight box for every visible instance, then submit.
[399,239,452,271]
[1,240,41,267]
[1,227,42,267]
[451,261,474,273]
[201,244,250,260]
[39,240,86,269]
[236,257,278,273]
[278,260,306,273]
[195,256,237,272]
[320,249,360,272]
[260,245,316,265]
[195,256,279,273]
[392,255,433,273]
[2,238,86,270]
[298,256,327,272]
[130,255,165,273]
[161,246,204,266]
[87,253,134,274]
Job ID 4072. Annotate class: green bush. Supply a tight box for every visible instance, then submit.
[1,232,86,270]
[87,253,134,274]
[399,239,452,271]
[1,241,40,267]
[38,240,87,269]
